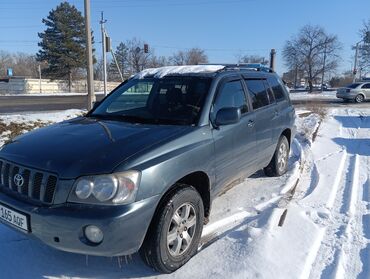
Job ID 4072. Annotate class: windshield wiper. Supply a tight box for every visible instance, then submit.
[153,117,191,125]
[118,114,155,124]
[89,114,191,125]
[89,113,154,123]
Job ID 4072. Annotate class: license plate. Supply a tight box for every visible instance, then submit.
[0,203,29,231]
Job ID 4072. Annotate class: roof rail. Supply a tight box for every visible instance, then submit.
[200,63,274,73]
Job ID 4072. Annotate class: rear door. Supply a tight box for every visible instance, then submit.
[243,77,276,169]
[211,77,256,194]
[267,76,292,143]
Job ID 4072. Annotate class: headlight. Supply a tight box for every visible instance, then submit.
[75,179,93,199]
[69,171,141,205]
[92,176,118,202]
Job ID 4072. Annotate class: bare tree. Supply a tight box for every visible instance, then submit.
[329,71,353,88]
[237,54,268,65]
[0,51,12,77]
[170,48,208,65]
[12,53,40,77]
[358,20,370,77]
[148,54,168,68]
[170,50,187,65]
[186,48,208,65]
[283,25,341,92]
[0,51,40,78]
[126,37,151,73]
[94,57,104,81]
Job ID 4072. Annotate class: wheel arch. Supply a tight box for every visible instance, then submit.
[152,171,211,224]
[281,128,292,146]
[356,93,366,101]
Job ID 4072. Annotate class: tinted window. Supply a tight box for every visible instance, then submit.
[362,83,370,89]
[214,80,248,114]
[264,80,275,103]
[92,77,212,125]
[268,77,286,101]
[245,79,269,109]
[347,83,362,89]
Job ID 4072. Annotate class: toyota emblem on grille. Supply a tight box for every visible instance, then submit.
[14,173,24,187]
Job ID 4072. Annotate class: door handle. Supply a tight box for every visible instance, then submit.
[247,120,255,127]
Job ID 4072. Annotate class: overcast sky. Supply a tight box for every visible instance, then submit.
[1,0,369,75]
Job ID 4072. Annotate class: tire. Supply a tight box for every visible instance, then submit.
[355,94,364,103]
[140,185,204,273]
[264,135,290,177]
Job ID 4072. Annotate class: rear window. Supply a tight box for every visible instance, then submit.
[268,76,286,101]
[245,79,270,109]
[347,83,362,89]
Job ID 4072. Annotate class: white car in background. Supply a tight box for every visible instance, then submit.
[336,82,370,103]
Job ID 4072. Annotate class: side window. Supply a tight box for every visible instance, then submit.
[362,83,370,89]
[264,80,275,104]
[268,77,286,101]
[214,80,248,114]
[245,79,269,110]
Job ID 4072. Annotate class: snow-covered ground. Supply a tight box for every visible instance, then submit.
[0,107,369,279]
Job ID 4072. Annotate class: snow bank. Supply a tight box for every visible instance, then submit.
[0,109,84,125]
[289,91,336,100]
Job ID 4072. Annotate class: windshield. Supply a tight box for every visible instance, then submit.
[91,76,212,125]
[346,83,361,89]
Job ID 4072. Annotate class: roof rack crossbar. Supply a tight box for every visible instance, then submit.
[200,63,274,73]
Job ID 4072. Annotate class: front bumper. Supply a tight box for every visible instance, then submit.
[0,191,160,256]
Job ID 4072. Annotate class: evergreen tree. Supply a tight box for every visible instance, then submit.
[37,2,93,91]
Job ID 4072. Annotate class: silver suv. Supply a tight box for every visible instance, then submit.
[336,82,370,103]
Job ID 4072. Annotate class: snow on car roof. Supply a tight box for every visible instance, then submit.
[133,65,225,79]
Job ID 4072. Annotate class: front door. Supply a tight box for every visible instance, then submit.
[211,77,256,195]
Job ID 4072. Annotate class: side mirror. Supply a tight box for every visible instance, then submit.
[215,107,241,126]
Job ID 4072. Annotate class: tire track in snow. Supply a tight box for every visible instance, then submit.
[331,154,361,279]
[307,153,350,279]
[358,156,370,279]
[311,110,370,279]
[307,110,363,279]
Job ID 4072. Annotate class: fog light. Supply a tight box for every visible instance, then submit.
[84,225,103,244]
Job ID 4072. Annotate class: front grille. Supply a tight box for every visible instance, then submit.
[0,159,58,205]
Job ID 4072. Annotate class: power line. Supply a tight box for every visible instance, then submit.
[0,0,254,10]
[0,25,41,29]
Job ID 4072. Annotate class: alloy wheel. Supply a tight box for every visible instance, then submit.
[167,202,197,257]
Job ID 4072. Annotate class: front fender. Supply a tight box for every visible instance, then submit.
[114,126,215,201]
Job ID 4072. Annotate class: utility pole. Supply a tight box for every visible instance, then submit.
[353,41,360,83]
[100,11,107,96]
[84,0,95,110]
[321,44,327,93]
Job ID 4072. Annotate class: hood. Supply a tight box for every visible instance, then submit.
[0,117,190,179]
